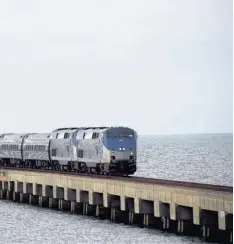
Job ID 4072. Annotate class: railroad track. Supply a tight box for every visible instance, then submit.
[0,166,232,193]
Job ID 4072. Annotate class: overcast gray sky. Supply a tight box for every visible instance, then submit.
[0,0,232,135]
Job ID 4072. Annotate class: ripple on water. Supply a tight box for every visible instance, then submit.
[0,201,206,244]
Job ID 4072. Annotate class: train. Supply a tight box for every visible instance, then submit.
[0,126,137,176]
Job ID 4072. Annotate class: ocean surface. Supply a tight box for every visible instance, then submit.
[135,133,233,186]
[0,133,232,244]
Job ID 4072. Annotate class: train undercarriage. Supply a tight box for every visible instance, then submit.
[0,158,136,176]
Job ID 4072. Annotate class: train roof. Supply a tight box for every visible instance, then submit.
[52,126,136,132]
[52,127,109,132]
[0,133,27,139]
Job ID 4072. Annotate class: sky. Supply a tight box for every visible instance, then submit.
[0,0,232,135]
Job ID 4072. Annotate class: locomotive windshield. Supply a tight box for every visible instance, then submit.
[107,132,118,138]
[119,132,134,138]
[107,132,134,138]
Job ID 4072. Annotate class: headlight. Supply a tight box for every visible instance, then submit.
[123,147,125,150]
[130,152,133,155]
[119,148,122,151]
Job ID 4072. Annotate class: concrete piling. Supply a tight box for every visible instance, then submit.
[70,201,76,212]
[110,207,116,221]
[128,210,134,224]
[143,213,149,227]
[95,204,100,217]
[82,202,88,215]
[6,190,9,200]
[19,192,23,203]
[177,219,184,234]
[162,217,170,230]
[38,196,43,207]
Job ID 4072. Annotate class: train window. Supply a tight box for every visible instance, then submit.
[119,132,134,138]
[9,144,18,150]
[34,145,45,151]
[78,149,83,158]
[107,132,117,138]
[52,149,57,156]
[12,145,18,150]
[92,132,99,139]
[64,133,70,139]
[83,130,92,139]
[57,133,64,139]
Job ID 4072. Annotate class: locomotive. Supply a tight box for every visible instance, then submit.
[0,126,137,176]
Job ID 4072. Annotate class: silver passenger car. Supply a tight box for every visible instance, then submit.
[0,133,27,165]
[23,133,51,168]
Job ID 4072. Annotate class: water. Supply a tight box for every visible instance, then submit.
[0,133,232,244]
[136,133,233,186]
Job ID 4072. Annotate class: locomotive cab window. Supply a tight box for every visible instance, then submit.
[107,132,118,138]
[119,132,134,138]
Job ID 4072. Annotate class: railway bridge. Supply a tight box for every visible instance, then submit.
[0,167,233,243]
